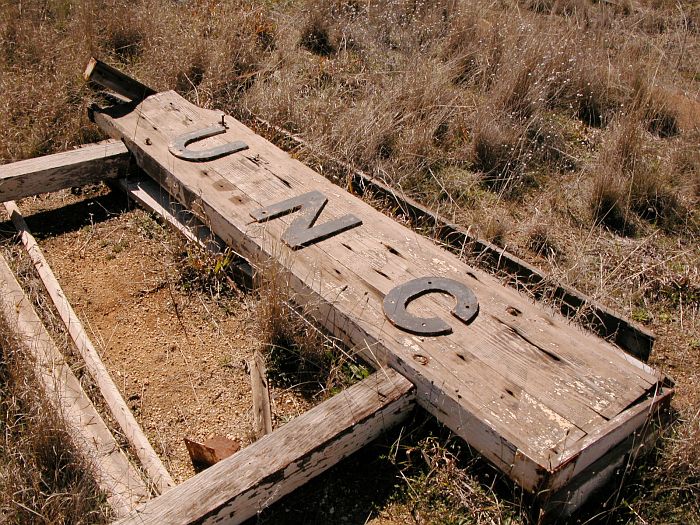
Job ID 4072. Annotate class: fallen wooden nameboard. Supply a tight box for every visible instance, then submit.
[252,116,656,361]
[87,62,673,512]
[0,57,674,522]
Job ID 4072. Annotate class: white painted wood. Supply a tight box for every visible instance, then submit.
[0,140,128,201]
[0,256,150,515]
[113,368,414,525]
[3,201,175,493]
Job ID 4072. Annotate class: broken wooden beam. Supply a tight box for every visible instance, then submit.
[0,255,150,515]
[84,58,156,103]
[250,350,273,439]
[3,201,175,494]
[0,140,129,202]
[114,368,414,524]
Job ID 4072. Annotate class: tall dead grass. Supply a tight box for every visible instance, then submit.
[253,259,370,400]
[0,320,109,523]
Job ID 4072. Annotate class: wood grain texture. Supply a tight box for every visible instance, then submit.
[253,116,655,361]
[84,58,156,103]
[3,201,175,494]
[114,368,415,525]
[542,385,673,519]
[250,350,272,439]
[0,140,129,201]
[93,91,668,492]
[0,256,150,516]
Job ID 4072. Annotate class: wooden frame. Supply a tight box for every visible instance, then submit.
[0,58,675,524]
[0,256,150,516]
[0,146,416,521]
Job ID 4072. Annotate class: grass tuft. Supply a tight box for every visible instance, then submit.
[299,14,336,57]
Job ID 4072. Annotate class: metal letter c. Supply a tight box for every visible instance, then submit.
[383,276,479,336]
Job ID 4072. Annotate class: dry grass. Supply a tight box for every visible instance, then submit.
[1,0,699,521]
[0,320,110,524]
[253,259,370,401]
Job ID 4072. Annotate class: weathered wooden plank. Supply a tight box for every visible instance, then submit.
[3,200,175,493]
[0,255,150,516]
[542,386,673,518]
[84,58,156,103]
[548,385,674,490]
[250,350,273,439]
[92,91,667,493]
[253,116,655,361]
[0,140,129,201]
[113,368,414,525]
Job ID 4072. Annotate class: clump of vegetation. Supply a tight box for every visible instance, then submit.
[299,13,336,57]
[591,117,686,234]
[178,244,242,299]
[254,261,369,400]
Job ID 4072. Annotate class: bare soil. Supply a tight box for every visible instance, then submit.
[13,185,314,483]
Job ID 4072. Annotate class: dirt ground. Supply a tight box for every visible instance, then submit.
[10,185,315,483]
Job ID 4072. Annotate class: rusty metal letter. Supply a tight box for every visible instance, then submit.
[250,190,362,249]
[169,124,248,162]
[383,276,479,336]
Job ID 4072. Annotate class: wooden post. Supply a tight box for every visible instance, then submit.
[0,140,129,202]
[85,62,672,515]
[250,350,273,439]
[0,256,150,515]
[3,201,175,494]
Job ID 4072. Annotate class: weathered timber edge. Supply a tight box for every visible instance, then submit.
[84,58,156,103]
[113,369,415,525]
[0,255,151,515]
[250,117,655,361]
[541,385,674,519]
[0,140,129,202]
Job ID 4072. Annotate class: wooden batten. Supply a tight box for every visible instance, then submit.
[250,350,273,439]
[113,368,415,525]
[3,201,175,493]
[0,255,150,516]
[0,140,129,202]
